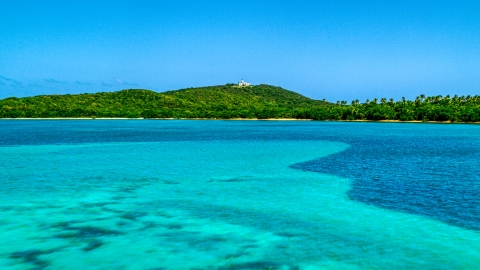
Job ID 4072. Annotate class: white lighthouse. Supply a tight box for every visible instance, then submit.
[238,79,252,86]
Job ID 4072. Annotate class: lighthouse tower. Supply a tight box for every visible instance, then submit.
[238,79,252,86]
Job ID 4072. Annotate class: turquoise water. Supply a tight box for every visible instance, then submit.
[1,120,480,269]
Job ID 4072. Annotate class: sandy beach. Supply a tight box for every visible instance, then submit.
[1,118,479,124]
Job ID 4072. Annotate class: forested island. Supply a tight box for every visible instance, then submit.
[1,84,479,122]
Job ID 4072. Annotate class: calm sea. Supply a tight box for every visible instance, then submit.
[1,120,479,269]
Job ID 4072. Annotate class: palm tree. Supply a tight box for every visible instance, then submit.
[415,96,421,105]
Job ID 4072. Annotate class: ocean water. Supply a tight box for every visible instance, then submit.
[0,120,479,269]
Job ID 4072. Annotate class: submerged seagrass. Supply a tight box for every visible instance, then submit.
[1,120,480,269]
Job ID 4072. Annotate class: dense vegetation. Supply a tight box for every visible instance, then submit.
[0,84,324,119]
[322,95,480,122]
[1,84,479,122]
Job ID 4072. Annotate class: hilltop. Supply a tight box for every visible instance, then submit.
[0,84,326,119]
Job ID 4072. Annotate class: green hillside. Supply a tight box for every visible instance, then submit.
[1,84,479,122]
[0,84,325,119]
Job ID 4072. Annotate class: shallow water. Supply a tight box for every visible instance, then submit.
[1,120,480,269]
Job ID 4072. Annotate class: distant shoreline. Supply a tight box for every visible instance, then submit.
[3,86,480,123]
[1,118,479,124]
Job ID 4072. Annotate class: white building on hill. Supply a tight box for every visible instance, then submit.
[238,79,252,86]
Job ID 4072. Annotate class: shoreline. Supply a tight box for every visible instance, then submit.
[0,117,144,120]
[1,118,479,124]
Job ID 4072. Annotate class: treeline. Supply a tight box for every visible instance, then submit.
[306,95,480,122]
[0,84,324,119]
[1,85,479,122]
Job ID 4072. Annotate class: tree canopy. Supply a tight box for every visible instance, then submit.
[1,84,479,122]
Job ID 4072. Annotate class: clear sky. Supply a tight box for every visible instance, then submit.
[1,0,479,101]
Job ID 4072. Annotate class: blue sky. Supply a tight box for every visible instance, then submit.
[1,1,479,101]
